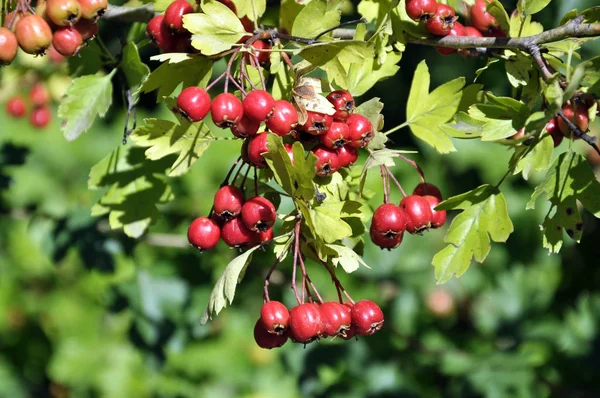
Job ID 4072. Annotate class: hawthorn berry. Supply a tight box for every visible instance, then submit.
[320,301,352,338]
[146,15,173,50]
[425,3,457,36]
[546,117,563,147]
[557,102,589,138]
[52,27,83,57]
[241,196,277,232]
[211,93,244,128]
[243,90,275,122]
[326,90,355,122]
[46,0,81,27]
[0,27,18,65]
[73,18,99,41]
[422,195,446,229]
[177,86,211,122]
[15,15,53,55]
[351,300,384,336]
[400,195,433,234]
[313,145,340,177]
[265,100,298,136]
[405,0,437,22]
[302,111,333,135]
[289,303,324,343]
[47,46,66,63]
[246,132,269,168]
[3,11,24,32]
[284,143,295,164]
[346,114,374,148]
[213,185,245,220]
[320,121,349,149]
[336,145,358,168]
[77,0,108,21]
[231,116,260,138]
[370,203,407,249]
[251,40,271,65]
[459,26,483,56]
[260,301,290,334]
[413,182,442,201]
[29,84,51,107]
[6,96,26,118]
[30,106,51,128]
[254,318,288,349]
[470,0,498,33]
[187,216,221,251]
[436,22,466,56]
[164,32,192,53]
[221,217,254,248]
[252,227,273,245]
[164,0,194,32]
[426,288,455,318]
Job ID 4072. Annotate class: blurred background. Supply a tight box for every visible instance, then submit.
[2,0,600,397]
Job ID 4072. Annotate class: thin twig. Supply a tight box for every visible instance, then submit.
[384,165,407,198]
[263,240,292,302]
[396,154,426,183]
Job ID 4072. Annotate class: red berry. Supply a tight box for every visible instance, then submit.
[370,226,403,250]
[436,22,466,56]
[370,203,407,249]
[346,114,374,148]
[231,116,260,138]
[52,27,83,57]
[77,0,107,21]
[15,15,53,55]
[302,111,333,136]
[47,46,66,63]
[6,96,26,118]
[211,93,244,128]
[252,227,273,245]
[400,195,433,234]
[320,122,350,149]
[326,90,355,122]
[422,195,446,228]
[254,318,288,349]
[336,145,358,168]
[213,185,245,220]
[251,40,271,65]
[164,31,191,53]
[351,300,384,336]
[241,196,277,232]
[284,143,295,164]
[246,132,269,168]
[265,100,298,136]
[30,106,51,128]
[412,182,442,201]
[459,26,483,56]
[165,0,194,32]
[46,0,81,27]
[177,86,211,122]
[0,27,18,65]
[313,145,340,177]
[243,90,274,122]
[546,117,563,147]
[187,216,221,251]
[425,3,456,36]
[3,11,24,32]
[73,18,98,41]
[405,0,437,22]
[29,84,51,107]
[470,0,498,33]
[146,15,173,50]
[558,103,589,138]
[221,217,254,248]
[260,301,290,334]
[320,302,352,338]
[289,303,324,343]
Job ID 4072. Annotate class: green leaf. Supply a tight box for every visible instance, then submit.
[441,112,486,139]
[129,119,214,177]
[182,2,249,55]
[88,145,174,238]
[485,0,510,33]
[200,245,261,324]
[517,0,551,15]
[231,0,266,20]
[355,97,387,148]
[291,0,340,39]
[509,13,543,37]
[57,70,116,141]
[359,148,417,193]
[310,201,353,243]
[327,244,370,273]
[406,61,464,153]
[505,53,532,87]
[432,185,514,283]
[120,42,150,102]
[513,134,553,180]
[527,152,600,253]
[347,51,401,97]
[141,56,213,102]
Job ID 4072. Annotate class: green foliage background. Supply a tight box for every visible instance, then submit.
[2,0,600,397]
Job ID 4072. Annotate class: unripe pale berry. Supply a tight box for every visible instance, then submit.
[77,0,108,21]
[0,27,18,65]
[46,0,81,27]
[15,15,53,55]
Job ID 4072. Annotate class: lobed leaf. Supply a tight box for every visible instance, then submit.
[327,244,371,273]
[141,56,213,102]
[120,42,150,103]
[291,0,340,39]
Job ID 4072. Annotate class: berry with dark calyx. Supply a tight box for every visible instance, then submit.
[241,196,277,232]
[413,182,442,201]
[266,100,298,136]
[400,195,433,234]
[52,26,83,57]
[470,0,498,33]
[246,132,269,168]
[254,318,288,349]
[0,28,18,65]
[320,302,352,338]
[302,111,333,135]
[213,185,245,220]
[73,18,98,41]
[546,117,563,147]
[164,0,194,32]
[370,225,403,249]
[29,84,51,107]
[425,3,457,36]
[15,15,53,55]
[260,301,290,334]
[337,145,359,168]
[46,0,81,27]
[177,86,211,122]
[313,145,340,177]
[252,227,273,245]
[289,303,324,344]
[243,89,274,122]
[251,40,271,65]
[436,22,466,56]
[211,93,244,128]
[370,203,407,249]
[557,102,589,138]
[346,114,374,148]
[459,26,483,56]
[231,116,260,138]
[221,217,254,248]
[146,15,173,50]
[77,0,108,21]
[422,195,447,228]
[406,0,438,22]
[326,90,355,121]
[6,97,26,118]
[30,106,52,128]
[351,300,384,336]
[187,216,221,251]
[320,121,350,149]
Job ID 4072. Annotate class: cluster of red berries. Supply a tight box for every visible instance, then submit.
[254,299,384,349]
[406,0,504,56]
[0,0,104,65]
[370,182,446,250]
[187,186,276,251]
[5,83,52,128]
